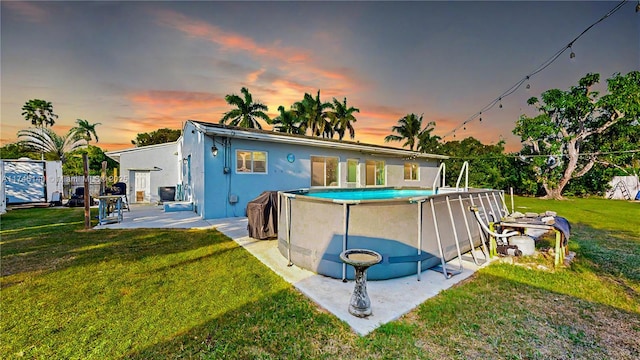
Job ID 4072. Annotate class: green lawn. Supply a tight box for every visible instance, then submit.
[1,198,639,359]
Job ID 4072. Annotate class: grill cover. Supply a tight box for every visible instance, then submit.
[247,191,279,239]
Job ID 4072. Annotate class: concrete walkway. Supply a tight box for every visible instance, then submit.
[95,205,489,336]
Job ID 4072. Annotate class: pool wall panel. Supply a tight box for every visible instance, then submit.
[278,189,504,280]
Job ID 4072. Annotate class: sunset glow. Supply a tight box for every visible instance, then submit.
[2,2,637,152]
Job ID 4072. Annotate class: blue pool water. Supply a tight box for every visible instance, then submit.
[305,188,434,201]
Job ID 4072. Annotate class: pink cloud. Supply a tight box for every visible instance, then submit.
[153,9,311,64]
[119,89,229,139]
[129,90,226,110]
[3,1,47,23]
[152,8,366,96]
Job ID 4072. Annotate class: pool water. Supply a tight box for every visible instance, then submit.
[306,188,434,201]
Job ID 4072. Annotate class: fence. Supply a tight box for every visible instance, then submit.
[63,176,127,199]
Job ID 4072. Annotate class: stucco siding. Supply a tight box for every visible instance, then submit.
[197,136,440,219]
[118,142,180,204]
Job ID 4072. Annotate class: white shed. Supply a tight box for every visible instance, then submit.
[1,159,63,206]
[105,141,181,204]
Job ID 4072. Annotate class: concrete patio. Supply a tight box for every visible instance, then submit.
[95,204,489,336]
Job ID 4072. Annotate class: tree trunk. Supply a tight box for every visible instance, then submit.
[541,181,565,200]
[542,187,564,200]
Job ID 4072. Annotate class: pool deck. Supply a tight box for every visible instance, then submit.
[95,204,490,336]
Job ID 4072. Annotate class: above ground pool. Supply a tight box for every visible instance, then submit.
[278,187,507,280]
[306,188,434,201]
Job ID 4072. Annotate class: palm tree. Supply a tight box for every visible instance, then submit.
[72,119,101,143]
[384,113,424,150]
[17,127,87,163]
[220,87,270,129]
[293,90,334,138]
[21,99,58,128]
[272,106,305,135]
[329,97,359,140]
[416,121,441,153]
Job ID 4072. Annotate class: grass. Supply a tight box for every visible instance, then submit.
[1,197,639,359]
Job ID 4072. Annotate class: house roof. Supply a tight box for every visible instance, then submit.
[189,120,448,160]
[104,140,180,163]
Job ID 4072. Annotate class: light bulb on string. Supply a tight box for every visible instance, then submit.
[498,98,503,109]
[525,76,531,90]
[636,1,639,12]
[569,44,576,59]
[479,112,482,122]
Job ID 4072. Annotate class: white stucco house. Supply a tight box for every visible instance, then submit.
[106,120,448,219]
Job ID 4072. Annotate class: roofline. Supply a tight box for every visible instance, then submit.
[188,120,448,160]
[105,139,180,162]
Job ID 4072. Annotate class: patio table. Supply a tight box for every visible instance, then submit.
[97,195,124,225]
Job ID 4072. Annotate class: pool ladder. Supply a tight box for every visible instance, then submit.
[415,190,509,280]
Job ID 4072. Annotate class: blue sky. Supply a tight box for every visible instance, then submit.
[1,1,638,151]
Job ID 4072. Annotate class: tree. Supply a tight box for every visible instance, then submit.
[72,119,101,143]
[63,145,118,176]
[271,105,305,135]
[0,142,38,160]
[17,127,87,163]
[329,97,359,140]
[21,99,58,127]
[131,128,181,147]
[384,113,425,151]
[220,87,270,129]
[439,137,510,189]
[293,90,334,138]
[513,71,640,199]
[416,121,441,153]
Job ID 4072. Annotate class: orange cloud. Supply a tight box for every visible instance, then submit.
[152,8,365,96]
[129,90,227,111]
[154,9,311,64]
[113,89,230,145]
[246,68,266,84]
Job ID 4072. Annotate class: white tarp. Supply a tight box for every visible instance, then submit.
[606,175,640,200]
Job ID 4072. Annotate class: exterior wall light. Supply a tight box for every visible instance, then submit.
[212,145,219,157]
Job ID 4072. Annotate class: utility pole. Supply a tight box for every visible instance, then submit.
[83,153,90,229]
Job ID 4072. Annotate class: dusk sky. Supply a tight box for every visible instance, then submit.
[1,1,638,152]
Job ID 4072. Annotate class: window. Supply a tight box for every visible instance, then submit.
[404,162,419,180]
[347,159,358,184]
[311,156,339,187]
[236,150,267,173]
[365,160,385,186]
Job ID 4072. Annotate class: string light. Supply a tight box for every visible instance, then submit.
[569,43,576,59]
[441,0,630,140]
[636,0,640,12]
[445,149,640,160]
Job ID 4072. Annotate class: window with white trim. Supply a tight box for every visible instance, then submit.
[365,160,385,186]
[404,162,419,180]
[347,159,358,184]
[236,150,267,173]
[311,156,339,187]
